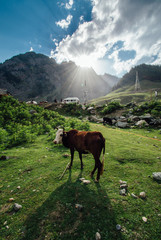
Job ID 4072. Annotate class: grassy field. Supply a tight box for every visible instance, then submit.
[0,123,161,240]
[90,82,161,105]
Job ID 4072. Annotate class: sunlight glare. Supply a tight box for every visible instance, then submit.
[75,55,93,68]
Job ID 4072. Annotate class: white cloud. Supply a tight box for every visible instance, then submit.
[53,0,161,75]
[56,15,73,29]
[66,0,74,9]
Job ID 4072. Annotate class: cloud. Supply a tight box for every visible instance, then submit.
[55,15,73,29]
[65,0,74,9]
[53,0,161,75]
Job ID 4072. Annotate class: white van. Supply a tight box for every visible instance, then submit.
[62,97,79,104]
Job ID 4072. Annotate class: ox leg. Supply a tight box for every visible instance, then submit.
[96,160,102,182]
[91,162,97,177]
[69,148,74,169]
[79,152,84,169]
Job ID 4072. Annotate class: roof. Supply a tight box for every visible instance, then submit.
[0,89,7,95]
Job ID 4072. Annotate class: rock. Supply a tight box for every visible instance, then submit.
[8,198,14,202]
[139,192,146,199]
[116,121,129,128]
[79,178,85,182]
[131,193,138,199]
[129,115,140,122]
[88,116,103,123]
[116,224,122,230]
[13,203,22,212]
[17,186,21,189]
[82,179,91,184]
[120,184,128,189]
[135,120,148,127]
[75,204,83,211]
[119,180,127,184]
[120,189,126,195]
[152,172,161,181]
[142,217,147,222]
[95,232,101,240]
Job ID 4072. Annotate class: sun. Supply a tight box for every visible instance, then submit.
[75,55,93,68]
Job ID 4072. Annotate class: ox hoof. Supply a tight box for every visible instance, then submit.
[95,179,99,183]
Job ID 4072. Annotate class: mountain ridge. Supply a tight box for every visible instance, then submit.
[0,52,119,102]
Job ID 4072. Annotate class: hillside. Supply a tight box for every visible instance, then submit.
[91,64,161,105]
[0,52,119,102]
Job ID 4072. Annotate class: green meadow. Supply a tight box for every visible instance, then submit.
[0,123,161,240]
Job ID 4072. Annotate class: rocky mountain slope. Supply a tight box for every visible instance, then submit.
[0,52,119,102]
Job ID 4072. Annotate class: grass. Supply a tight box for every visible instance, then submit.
[0,124,161,240]
[90,83,161,105]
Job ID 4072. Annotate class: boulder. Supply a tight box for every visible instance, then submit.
[135,120,149,127]
[116,121,129,128]
[152,172,161,181]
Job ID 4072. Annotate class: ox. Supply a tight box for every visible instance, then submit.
[54,129,105,181]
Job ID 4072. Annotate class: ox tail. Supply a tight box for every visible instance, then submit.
[100,138,105,175]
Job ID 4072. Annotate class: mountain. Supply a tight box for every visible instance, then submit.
[90,64,161,105]
[113,64,161,92]
[0,52,119,102]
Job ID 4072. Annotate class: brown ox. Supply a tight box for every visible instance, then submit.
[54,129,105,181]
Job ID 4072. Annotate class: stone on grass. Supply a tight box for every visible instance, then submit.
[152,172,161,181]
[120,189,126,196]
[8,198,14,202]
[79,178,85,182]
[95,232,101,240]
[13,203,22,212]
[139,192,146,199]
[142,217,147,222]
[75,204,83,211]
[116,224,122,230]
[131,193,138,199]
[17,186,21,189]
[119,180,127,184]
[120,184,128,189]
[82,179,91,184]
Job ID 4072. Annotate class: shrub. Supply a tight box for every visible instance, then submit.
[0,95,90,149]
[101,101,123,115]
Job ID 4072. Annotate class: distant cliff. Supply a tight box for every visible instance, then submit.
[0,52,119,102]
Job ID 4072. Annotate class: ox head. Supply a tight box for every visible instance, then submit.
[53,128,64,144]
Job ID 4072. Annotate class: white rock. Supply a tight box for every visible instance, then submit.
[152,172,161,181]
[9,198,14,202]
[119,180,127,184]
[79,178,85,182]
[120,189,126,195]
[96,232,101,240]
[82,179,91,184]
[139,192,146,199]
[75,204,83,211]
[17,186,21,189]
[116,224,122,230]
[135,120,148,127]
[13,203,22,212]
[131,193,138,199]
[120,184,128,189]
[142,217,147,222]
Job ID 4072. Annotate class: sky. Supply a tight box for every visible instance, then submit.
[0,0,161,77]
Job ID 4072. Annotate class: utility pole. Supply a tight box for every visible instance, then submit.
[83,80,88,105]
[135,71,141,92]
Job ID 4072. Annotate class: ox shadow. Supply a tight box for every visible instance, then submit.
[22,171,123,240]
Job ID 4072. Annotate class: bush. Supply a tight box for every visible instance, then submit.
[0,95,90,149]
[132,101,161,117]
[101,101,123,115]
